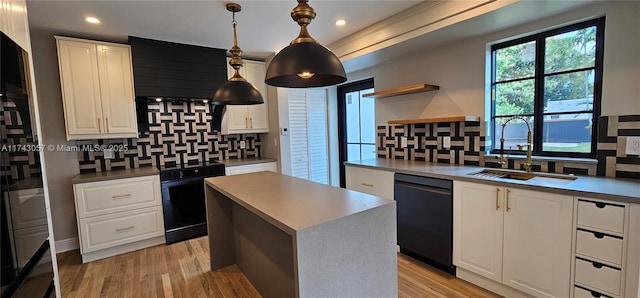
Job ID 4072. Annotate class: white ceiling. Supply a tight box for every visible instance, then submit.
[26,0,423,60]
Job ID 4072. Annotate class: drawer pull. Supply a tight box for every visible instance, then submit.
[495,188,500,210]
[595,202,606,208]
[361,183,374,187]
[594,232,605,239]
[590,291,602,298]
[112,193,132,199]
[592,261,603,269]
[116,226,135,232]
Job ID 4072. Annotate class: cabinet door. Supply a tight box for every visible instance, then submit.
[453,181,504,282]
[0,0,30,51]
[97,44,137,135]
[222,59,250,133]
[56,39,103,136]
[244,60,269,132]
[345,166,394,200]
[502,188,572,298]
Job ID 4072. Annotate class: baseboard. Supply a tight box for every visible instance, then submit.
[55,237,79,253]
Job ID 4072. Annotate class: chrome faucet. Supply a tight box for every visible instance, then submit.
[498,116,533,173]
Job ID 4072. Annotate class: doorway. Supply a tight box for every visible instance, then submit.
[337,78,374,188]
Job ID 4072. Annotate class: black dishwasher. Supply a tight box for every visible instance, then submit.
[394,173,455,274]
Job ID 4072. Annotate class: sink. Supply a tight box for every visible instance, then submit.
[470,169,577,182]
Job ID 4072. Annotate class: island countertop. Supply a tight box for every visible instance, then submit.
[205,171,393,235]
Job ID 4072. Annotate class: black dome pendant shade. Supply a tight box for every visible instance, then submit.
[212,3,264,105]
[265,0,346,88]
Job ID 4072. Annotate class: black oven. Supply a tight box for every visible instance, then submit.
[160,162,225,244]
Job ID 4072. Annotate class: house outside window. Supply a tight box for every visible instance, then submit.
[490,17,605,158]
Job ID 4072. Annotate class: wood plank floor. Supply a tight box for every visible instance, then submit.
[57,237,500,297]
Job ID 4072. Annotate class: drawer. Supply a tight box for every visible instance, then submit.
[74,175,161,218]
[576,230,623,266]
[575,258,621,296]
[574,286,612,298]
[78,206,164,253]
[345,166,394,200]
[577,200,625,234]
[225,162,277,175]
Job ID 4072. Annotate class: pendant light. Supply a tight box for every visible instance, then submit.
[212,3,264,105]
[265,0,347,88]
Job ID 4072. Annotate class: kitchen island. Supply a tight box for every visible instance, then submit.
[204,171,397,298]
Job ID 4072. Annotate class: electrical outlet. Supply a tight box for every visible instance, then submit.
[239,140,246,149]
[103,149,114,159]
[626,136,640,155]
[443,136,451,149]
[401,137,408,148]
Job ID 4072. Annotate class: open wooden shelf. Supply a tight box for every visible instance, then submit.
[362,83,440,99]
[388,116,480,125]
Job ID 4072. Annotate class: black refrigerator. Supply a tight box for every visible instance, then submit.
[1,32,55,298]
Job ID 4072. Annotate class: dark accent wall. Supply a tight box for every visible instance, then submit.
[129,36,227,99]
[76,101,260,172]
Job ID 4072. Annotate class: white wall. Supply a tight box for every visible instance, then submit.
[347,1,640,124]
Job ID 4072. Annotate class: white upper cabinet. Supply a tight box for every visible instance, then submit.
[221,59,269,134]
[1,0,30,51]
[56,36,138,140]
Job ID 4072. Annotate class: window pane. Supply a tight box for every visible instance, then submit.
[494,116,535,153]
[360,94,375,143]
[361,144,376,160]
[347,144,361,161]
[542,114,592,153]
[545,26,596,74]
[544,70,594,113]
[345,91,361,143]
[495,41,536,81]
[494,79,535,116]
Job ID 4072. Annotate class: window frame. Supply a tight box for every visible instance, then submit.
[490,17,605,159]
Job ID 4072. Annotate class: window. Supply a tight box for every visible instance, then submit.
[490,17,604,158]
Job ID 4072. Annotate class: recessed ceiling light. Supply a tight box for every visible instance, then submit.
[336,19,346,26]
[85,17,101,24]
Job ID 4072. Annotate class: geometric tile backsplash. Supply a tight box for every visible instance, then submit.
[76,101,260,173]
[376,114,640,179]
[1,98,42,183]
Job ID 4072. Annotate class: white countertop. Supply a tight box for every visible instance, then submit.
[205,171,394,234]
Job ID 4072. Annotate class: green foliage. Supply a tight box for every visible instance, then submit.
[493,26,596,116]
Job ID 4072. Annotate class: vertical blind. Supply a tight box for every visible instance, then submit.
[288,89,329,185]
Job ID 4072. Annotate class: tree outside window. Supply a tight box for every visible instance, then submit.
[491,17,604,158]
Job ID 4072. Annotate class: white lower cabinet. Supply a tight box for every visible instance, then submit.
[73,175,164,263]
[224,161,277,176]
[345,166,394,200]
[454,181,573,298]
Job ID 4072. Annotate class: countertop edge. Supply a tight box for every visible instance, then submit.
[217,157,277,167]
[345,160,640,204]
[71,167,160,184]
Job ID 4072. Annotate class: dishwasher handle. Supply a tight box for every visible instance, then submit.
[394,173,452,190]
[394,180,451,196]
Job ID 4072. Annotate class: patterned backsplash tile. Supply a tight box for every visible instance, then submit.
[76,101,261,173]
[1,99,42,183]
[376,115,639,179]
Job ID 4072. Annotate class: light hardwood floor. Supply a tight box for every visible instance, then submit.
[57,237,500,297]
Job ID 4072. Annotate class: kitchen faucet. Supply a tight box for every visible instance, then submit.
[498,116,533,173]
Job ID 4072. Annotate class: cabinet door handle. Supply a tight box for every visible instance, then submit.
[250,117,253,128]
[116,226,135,232]
[496,188,500,210]
[97,117,102,133]
[506,189,511,212]
[245,117,249,128]
[105,118,109,133]
[361,183,374,187]
[112,193,132,199]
